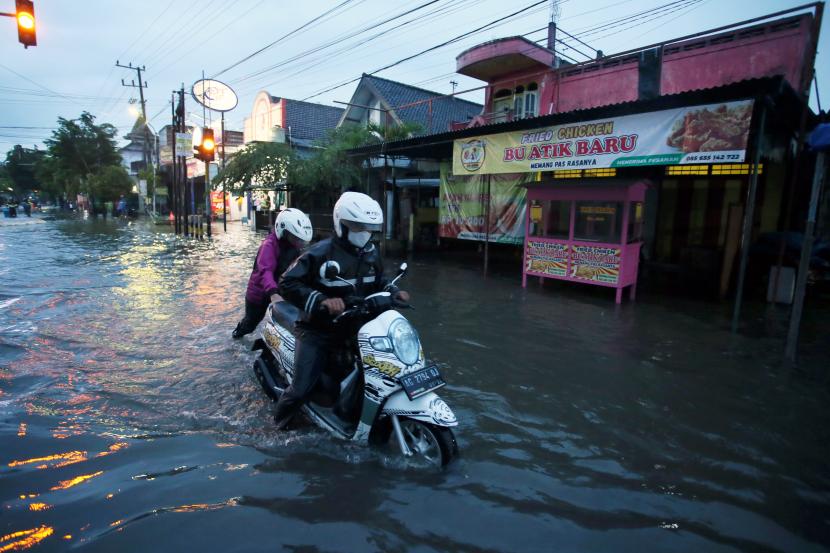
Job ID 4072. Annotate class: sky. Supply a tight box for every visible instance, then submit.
[0,0,827,153]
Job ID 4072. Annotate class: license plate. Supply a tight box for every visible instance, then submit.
[399,365,445,400]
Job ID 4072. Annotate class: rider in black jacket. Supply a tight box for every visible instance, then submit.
[274,192,409,429]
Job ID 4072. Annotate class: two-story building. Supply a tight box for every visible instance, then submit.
[349,5,823,309]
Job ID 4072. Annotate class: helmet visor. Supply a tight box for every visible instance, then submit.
[343,220,382,233]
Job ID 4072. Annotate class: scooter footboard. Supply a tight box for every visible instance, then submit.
[382,391,457,427]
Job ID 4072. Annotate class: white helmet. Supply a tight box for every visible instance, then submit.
[275,208,313,243]
[333,191,383,248]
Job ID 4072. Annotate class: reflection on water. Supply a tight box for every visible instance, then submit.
[0,218,829,552]
[50,471,104,491]
[0,526,54,552]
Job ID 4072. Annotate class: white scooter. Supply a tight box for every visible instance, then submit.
[252,262,459,467]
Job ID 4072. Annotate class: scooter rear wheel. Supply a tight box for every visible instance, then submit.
[399,419,458,467]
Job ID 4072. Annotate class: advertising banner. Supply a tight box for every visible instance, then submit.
[453,99,754,175]
[210,191,228,215]
[438,163,529,244]
[569,245,621,284]
[525,240,568,276]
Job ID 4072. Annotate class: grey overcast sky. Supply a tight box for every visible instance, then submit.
[0,0,826,152]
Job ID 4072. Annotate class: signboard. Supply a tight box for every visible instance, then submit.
[570,245,621,284]
[192,79,238,112]
[210,191,229,215]
[526,240,568,276]
[454,99,754,175]
[138,179,147,196]
[438,163,529,244]
[175,133,192,157]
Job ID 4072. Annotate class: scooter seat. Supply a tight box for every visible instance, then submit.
[271,301,301,330]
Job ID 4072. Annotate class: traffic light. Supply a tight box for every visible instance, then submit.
[15,0,36,48]
[194,127,215,162]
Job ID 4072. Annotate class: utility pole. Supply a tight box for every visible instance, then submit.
[117,61,151,213]
[178,85,188,237]
[221,111,227,232]
[171,92,179,234]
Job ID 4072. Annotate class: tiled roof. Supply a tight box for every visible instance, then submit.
[362,74,483,134]
[281,99,344,142]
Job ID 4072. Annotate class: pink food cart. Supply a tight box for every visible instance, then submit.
[522,180,646,303]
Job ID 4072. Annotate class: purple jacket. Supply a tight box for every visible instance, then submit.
[245,232,299,305]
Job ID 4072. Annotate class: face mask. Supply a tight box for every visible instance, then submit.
[347,230,371,248]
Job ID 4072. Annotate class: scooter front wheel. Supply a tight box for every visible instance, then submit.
[398,419,458,467]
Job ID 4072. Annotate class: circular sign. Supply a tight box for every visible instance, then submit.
[191,79,238,112]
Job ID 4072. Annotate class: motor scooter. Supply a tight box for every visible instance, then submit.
[253,262,459,466]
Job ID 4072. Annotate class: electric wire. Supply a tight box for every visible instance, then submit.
[233,0,483,96]
[212,0,362,78]
[227,0,450,87]
[301,0,550,101]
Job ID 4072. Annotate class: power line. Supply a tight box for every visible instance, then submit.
[302,0,550,101]
[213,0,361,78]
[228,0,447,87]
[234,0,482,96]
[150,0,269,78]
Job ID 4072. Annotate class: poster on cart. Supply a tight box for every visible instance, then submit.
[525,240,568,276]
[453,99,754,175]
[570,245,621,284]
[438,163,529,244]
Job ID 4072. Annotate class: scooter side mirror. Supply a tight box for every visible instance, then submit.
[398,262,408,276]
[321,260,341,280]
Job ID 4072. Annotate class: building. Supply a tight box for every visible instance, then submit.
[349,5,823,315]
[338,74,483,135]
[338,75,484,245]
[244,92,345,152]
[119,117,150,176]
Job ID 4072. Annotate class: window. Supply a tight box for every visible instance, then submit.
[524,83,538,118]
[529,200,570,239]
[513,85,525,120]
[492,89,512,123]
[573,201,622,243]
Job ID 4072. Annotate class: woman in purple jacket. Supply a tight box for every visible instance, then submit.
[232,208,313,339]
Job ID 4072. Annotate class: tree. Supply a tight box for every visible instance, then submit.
[4,145,45,197]
[213,121,422,209]
[35,112,124,207]
[87,165,133,203]
[213,140,295,195]
[292,121,422,206]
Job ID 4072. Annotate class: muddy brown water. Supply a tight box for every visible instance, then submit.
[1,218,828,552]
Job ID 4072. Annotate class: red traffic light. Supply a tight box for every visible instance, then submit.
[15,0,36,48]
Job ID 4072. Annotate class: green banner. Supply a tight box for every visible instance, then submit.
[439,163,530,244]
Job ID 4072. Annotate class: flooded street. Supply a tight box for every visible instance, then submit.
[1,218,829,552]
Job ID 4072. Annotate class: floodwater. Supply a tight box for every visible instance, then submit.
[1,216,828,553]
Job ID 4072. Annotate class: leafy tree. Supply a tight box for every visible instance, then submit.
[213,140,295,195]
[213,121,422,209]
[87,165,133,203]
[3,145,46,197]
[36,112,123,206]
[293,121,422,205]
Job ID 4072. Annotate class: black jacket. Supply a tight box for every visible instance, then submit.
[279,236,396,329]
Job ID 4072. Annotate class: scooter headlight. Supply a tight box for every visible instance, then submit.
[388,318,419,365]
